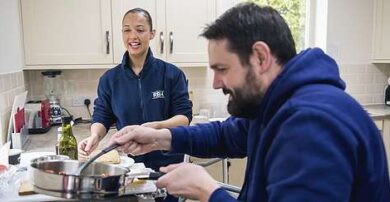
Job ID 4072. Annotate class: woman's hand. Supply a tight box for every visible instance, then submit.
[78,135,100,156]
[108,125,172,155]
[156,163,220,202]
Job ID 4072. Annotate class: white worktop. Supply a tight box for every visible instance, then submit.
[364,104,390,119]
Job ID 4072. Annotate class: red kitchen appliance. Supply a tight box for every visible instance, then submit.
[42,70,63,125]
[25,100,51,134]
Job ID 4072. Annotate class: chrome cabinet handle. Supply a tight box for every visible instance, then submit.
[105,31,110,54]
[159,31,164,54]
[169,31,173,54]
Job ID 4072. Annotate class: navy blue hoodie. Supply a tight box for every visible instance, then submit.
[93,49,192,169]
[170,48,390,201]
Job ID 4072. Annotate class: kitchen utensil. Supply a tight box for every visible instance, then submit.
[31,160,127,194]
[77,143,120,175]
[7,91,27,142]
[8,149,22,165]
[30,154,70,164]
[29,159,164,198]
[25,100,51,134]
[126,171,163,180]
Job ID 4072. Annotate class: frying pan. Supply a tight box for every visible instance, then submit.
[29,157,163,197]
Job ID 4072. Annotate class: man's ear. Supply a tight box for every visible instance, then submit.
[251,41,272,74]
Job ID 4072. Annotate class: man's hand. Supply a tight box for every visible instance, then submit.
[156,163,220,202]
[141,121,162,129]
[108,125,172,155]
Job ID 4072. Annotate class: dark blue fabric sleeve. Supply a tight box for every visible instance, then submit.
[265,109,358,201]
[169,70,192,122]
[209,188,238,202]
[92,75,116,132]
[169,117,248,158]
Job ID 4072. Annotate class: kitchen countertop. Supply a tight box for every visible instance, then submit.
[25,123,116,153]
[9,124,159,202]
[363,104,390,119]
[22,104,390,152]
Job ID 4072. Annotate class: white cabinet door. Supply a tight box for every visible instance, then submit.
[373,0,390,63]
[113,0,215,66]
[21,0,113,66]
[162,0,215,65]
[112,0,158,64]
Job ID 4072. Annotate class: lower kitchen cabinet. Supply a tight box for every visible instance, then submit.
[189,157,225,183]
[381,119,390,174]
[373,118,384,133]
[228,158,247,187]
[372,117,390,175]
[189,157,246,187]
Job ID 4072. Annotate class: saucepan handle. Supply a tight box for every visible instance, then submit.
[126,171,165,181]
[140,172,164,180]
[102,143,120,153]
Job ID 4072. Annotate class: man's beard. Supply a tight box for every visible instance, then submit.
[224,68,263,119]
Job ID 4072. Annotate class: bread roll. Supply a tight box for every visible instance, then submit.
[79,149,121,164]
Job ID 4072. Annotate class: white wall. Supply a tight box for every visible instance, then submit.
[0,0,24,73]
[326,0,374,64]
[326,0,390,104]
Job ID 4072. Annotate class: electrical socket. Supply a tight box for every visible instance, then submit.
[72,96,89,107]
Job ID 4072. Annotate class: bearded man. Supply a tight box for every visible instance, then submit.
[108,3,390,202]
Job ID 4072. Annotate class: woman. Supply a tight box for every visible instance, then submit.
[78,8,192,174]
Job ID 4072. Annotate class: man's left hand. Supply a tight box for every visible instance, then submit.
[156,163,220,202]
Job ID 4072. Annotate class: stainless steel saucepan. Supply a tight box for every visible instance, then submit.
[29,157,164,197]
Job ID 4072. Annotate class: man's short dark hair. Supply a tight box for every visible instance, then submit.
[201,2,296,66]
[122,8,153,31]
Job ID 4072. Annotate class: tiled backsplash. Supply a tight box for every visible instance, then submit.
[24,62,390,122]
[24,67,230,120]
[340,63,390,104]
[0,71,25,144]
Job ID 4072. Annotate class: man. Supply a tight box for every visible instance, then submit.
[109,3,390,202]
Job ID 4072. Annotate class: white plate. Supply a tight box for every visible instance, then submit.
[20,152,56,167]
[116,156,135,168]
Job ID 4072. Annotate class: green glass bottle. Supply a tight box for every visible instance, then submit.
[59,116,78,160]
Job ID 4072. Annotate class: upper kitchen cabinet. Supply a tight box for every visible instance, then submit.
[21,0,113,68]
[112,0,215,66]
[372,0,390,63]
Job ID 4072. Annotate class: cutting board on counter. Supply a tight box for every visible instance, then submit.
[7,91,28,142]
[19,180,35,196]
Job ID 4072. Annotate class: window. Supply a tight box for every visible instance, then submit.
[247,0,307,51]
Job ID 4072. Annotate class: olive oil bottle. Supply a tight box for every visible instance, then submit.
[59,116,78,160]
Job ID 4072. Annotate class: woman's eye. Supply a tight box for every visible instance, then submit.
[123,29,130,33]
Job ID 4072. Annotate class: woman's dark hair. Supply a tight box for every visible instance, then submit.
[201,2,296,66]
[122,8,153,30]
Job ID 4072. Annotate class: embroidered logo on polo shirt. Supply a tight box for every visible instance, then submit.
[152,90,165,99]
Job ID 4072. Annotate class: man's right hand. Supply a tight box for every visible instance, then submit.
[108,125,172,156]
[78,135,100,156]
